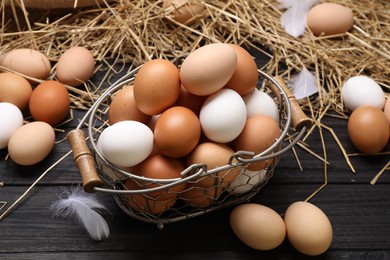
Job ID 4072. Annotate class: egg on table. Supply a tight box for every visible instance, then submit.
[0,72,32,111]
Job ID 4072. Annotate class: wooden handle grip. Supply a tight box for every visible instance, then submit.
[274,76,314,131]
[67,129,103,193]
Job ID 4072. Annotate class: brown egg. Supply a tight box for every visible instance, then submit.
[384,98,390,139]
[28,80,70,126]
[224,44,258,96]
[108,85,151,125]
[125,178,177,215]
[0,72,32,111]
[0,48,51,84]
[129,154,186,201]
[162,0,205,25]
[134,59,180,115]
[348,106,389,154]
[180,184,222,208]
[174,85,206,115]
[154,106,201,158]
[186,142,240,188]
[234,115,281,170]
[230,203,286,250]
[56,46,95,87]
[307,3,353,36]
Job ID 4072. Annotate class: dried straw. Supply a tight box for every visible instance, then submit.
[1,0,389,184]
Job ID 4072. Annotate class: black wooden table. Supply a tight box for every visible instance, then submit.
[1,49,389,260]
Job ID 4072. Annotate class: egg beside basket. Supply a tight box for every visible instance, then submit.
[67,56,311,229]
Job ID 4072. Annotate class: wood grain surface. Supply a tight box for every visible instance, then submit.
[0,49,389,259]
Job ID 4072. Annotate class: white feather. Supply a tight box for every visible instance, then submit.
[51,186,110,241]
[279,0,319,37]
[289,66,318,99]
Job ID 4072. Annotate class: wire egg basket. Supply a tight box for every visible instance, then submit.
[67,64,311,229]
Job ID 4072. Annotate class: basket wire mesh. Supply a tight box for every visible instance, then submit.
[68,64,310,228]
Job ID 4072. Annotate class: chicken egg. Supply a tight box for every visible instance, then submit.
[243,89,279,121]
[180,43,237,96]
[342,75,385,111]
[227,169,267,195]
[200,89,247,143]
[186,142,240,188]
[284,201,333,256]
[0,72,32,111]
[307,3,353,36]
[56,46,95,87]
[230,203,286,250]
[97,120,154,168]
[384,98,390,138]
[234,115,281,171]
[224,44,258,96]
[108,84,151,125]
[347,106,389,154]
[162,0,205,25]
[0,48,51,84]
[8,121,55,165]
[128,154,186,201]
[134,59,180,115]
[28,80,70,126]
[0,102,24,149]
[154,106,201,158]
[180,184,222,208]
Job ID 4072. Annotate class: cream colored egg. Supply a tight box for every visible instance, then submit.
[8,121,55,165]
[284,201,333,256]
[0,48,51,84]
[56,46,95,87]
[230,203,286,250]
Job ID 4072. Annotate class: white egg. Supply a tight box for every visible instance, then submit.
[227,169,267,195]
[97,120,154,168]
[243,89,279,121]
[341,75,385,111]
[200,89,247,143]
[0,102,24,149]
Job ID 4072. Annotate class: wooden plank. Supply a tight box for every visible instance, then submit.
[1,184,389,254]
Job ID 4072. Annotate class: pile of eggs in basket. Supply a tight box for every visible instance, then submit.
[97,43,282,215]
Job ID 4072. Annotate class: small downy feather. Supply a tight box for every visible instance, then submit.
[288,66,319,99]
[50,186,110,241]
[278,0,319,37]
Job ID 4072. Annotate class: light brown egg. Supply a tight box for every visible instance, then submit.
[162,0,205,25]
[154,106,201,158]
[0,48,51,84]
[230,203,286,251]
[134,59,180,115]
[8,121,55,166]
[0,72,32,111]
[284,201,333,256]
[186,142,240,188]
[233,115,281,170]
[28,80,70,126]
[180,43,237,96]
[108,84,151,125]
[224,44,258,96]
[56,46,95,87]
[348,106,389,154]
[307,3,353,36]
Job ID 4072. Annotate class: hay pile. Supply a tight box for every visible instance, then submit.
[2,1,389,109]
